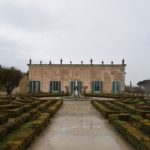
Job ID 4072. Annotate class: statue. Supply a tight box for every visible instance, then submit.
[122,59,125,65]
[111,61,113,65]
[60,59,63,65]
[90,59,93,65]
[102,61,104,65]
[29,59,32,65]
[65,86,69,95]
[74,81,79,99]
[40,61,42,65]
[74,89,79,100]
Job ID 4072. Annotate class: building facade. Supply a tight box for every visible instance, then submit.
[28,60,126,94]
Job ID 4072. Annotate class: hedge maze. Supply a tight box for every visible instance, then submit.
[91,98,150,150]
[0,96,63,150]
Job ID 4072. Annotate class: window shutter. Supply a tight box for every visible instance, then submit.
[35,81,37,93]
[117,81,121,94]
[91,81,94,94]
[33,81,35,93]
[100,81,103,93]
[59,81,61,94]
[112,81,115,94]
[29,81,32,93]
[78,81,82,94]
[50,81,52,93]
[53,81,54,93]
[80,81,82,94]
[38,81,40,93]
[70,81,73,94]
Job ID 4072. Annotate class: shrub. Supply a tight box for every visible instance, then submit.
[111,120,150,150]
[91,101,113,119]
[0,98,63,150]
[4,107,24,117]
[0,113,8,125]
[48,100,63,116]
[0,100,10,105]
[0,104,20,110]
[109,114,130,123]
[0,113,51,150]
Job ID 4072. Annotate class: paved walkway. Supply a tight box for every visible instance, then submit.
[28,100,135,150]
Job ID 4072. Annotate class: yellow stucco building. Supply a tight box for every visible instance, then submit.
[28,59,126,94]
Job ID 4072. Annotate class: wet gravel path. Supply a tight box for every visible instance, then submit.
[28,100,135,150]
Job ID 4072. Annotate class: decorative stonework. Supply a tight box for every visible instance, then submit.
[28,63,126,93]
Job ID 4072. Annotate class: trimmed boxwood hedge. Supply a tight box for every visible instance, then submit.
[108,114,131,123]
[48,100,63,116]
[92,98,150,150]
[91,101,124,119]
[0,99,63,150]
[91,100,127,119]
[112,101,150,118]
[3,108,24,117]
[28,93,71,97]
[98,100,125,112]
[0,100,10,105]
[0,113,50,150]
[0,113,8,125]
[85,93,143,99]
[110,119,150,150]
[129,115,150,135]
[0,104,21,110]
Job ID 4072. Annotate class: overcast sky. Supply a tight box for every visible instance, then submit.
[0,0,150,85]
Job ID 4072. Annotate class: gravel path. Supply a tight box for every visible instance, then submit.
[28,100,135,150]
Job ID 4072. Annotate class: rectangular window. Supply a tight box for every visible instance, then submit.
[95,82,100,91]
[50,81,61,94]
[112,81,121,94]
[29,81,40,93]
[92,81,103,93]
[53,81,59,91]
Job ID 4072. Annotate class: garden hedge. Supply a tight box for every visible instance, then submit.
[91,101,121,118]
[0,99,63,150]
[110,118,150,150]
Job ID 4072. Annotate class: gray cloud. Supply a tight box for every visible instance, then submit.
[0,2,61,32]
[0,0,150,85]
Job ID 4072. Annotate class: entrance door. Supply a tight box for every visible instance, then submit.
[70,81,82,94]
